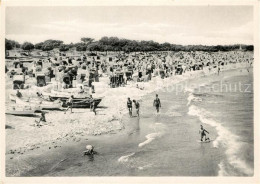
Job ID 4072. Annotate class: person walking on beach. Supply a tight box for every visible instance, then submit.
[133,100,140,117]
[64,95,74,114]
[127,97,133,117]
[199,125,210,141]
[35,111,46,127]
[89,95,96,115]
[16,89,22,98]
[153,94,161,113]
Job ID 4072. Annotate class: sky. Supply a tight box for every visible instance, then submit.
[5,6,254,45]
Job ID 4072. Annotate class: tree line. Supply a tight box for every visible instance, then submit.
[5,37,254,53]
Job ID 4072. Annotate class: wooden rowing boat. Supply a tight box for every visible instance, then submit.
[15,97,62,110]
[6,105,36,116]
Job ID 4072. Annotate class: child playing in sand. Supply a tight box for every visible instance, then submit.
[199,125,210,141]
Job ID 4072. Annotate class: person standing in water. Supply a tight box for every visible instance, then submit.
[133,100,140,117]
[153,94,161,113]
[127,97,133,117]
[199,125,210,141]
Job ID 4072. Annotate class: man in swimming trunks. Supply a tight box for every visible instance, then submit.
[133,100,140,117]
[199,125,210,141]
[127,97,133,117]
[153,94,161,113]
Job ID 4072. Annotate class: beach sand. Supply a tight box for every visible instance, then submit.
[5,62,251,176]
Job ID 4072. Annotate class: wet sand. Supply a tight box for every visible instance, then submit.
[5,63,250,176]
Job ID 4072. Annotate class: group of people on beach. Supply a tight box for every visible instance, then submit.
[127,94,162,117]
[10,50,250,143]
[126,93,210,142]
[63,94,96,115]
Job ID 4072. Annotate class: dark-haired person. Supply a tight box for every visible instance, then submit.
[16,90,22,98]
[35,111,46,127]
[133,100,140,117]
[153,94,161,113]
[64,95,74,114]
[90,95,96,115]
[127,97,133,117]
[199,125,210,142]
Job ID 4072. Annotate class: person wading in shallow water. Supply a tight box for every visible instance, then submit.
[199,125,210,141]
[133,100,140,117]
[127,97,133,117]
[153,94,161,113]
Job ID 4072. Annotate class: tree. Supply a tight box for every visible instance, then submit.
[245,45,254,51]
[99,36,109,45]
[81,37,94,44]
[4,37,254,53]
[88,42,103,52]
[75,42,87,52]
[5,39,20,50]
[5,39,13,50]
[42,44,54,51]
[35,42,44,50]
[59,44,69,52]
[21,42,34,51]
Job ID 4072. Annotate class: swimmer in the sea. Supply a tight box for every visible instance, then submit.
[199,125,210,141]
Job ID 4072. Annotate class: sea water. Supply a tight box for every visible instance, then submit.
[187,70,254,176]
[16,69,253,176]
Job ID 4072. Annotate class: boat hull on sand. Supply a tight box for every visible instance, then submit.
[42,92,102,108]
[5,110,36,116]
[15,96,62,110]
[6,105,36,116]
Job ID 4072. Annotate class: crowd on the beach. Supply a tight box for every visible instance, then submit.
[6,50,253,90]
[5,49,254,163]
[6,50,253,119]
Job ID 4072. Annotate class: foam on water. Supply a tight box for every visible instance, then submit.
[138,132,163,148]
[166,111,182,117]
[188,105,253,176]
[187,93,202,106]
[118,152,135,163]
[138,164,153,170]
[184,87,194,93]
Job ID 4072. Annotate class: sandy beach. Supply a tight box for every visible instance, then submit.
[5,61,252,176]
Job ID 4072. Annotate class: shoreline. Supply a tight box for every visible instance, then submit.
[5,63,251,176]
